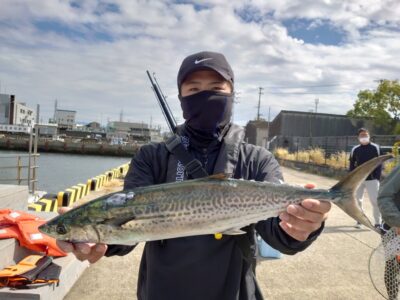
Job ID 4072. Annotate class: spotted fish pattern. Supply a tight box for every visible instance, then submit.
[39,155,392,244]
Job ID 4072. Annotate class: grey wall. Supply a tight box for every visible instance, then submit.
[0,94,10,124]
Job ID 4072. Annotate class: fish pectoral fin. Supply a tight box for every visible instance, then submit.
[103,216,136,227]
[208,173,232,180]
[221,228,247,235]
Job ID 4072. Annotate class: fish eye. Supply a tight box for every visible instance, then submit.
[56,224,67,235]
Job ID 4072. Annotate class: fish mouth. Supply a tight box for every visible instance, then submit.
[38,223,55,238]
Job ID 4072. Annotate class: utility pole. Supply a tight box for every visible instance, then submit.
[314,98,319,113]
[257,87,264,120]
[232,91,241,123]
[266,106,271,149]
[54,99,58,121]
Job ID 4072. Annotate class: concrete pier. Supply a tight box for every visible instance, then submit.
[0,185,89,300]
[0,137,139,157]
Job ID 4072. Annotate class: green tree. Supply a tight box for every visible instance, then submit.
[347,79,400,133]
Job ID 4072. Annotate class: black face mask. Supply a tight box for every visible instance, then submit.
[179,90,234,132]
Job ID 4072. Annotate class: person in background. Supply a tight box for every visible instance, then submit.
[349,128,382,229]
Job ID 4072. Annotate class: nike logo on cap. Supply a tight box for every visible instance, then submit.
[194,58,213,64]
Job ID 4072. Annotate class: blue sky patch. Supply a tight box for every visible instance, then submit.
[282,18,344,45]
[69,1,81,9]
[172,0,210,11]
[234,5,264,23]
[34,20,113,42]
[94,2,121,15]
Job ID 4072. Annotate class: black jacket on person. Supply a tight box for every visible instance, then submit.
[349,142,381,180]
[105,123,323,300]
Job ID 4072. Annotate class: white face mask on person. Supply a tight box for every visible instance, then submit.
[359,137,370,144]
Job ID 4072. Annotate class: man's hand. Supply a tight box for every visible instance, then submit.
[56,207,108,264]
[279,183,331,242]
[395,227,400,235]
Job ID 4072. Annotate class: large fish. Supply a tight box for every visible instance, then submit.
[39,155,392,244]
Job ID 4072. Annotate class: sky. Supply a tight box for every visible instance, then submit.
[0,0,399,130]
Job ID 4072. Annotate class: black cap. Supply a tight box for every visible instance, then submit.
[177,51,234,93]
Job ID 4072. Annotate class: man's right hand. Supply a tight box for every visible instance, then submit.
[56,207,108,264]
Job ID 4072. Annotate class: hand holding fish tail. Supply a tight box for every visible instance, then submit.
[279,183,331,242]
[56,207,108,264]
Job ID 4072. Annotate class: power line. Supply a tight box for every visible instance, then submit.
[264,83,346,89]
[263,80,377,90]
[267,90,355,95]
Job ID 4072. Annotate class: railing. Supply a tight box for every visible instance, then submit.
[0,153,39,191]
[0,124,40,193]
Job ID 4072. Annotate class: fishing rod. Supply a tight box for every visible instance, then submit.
[146,70,177,134]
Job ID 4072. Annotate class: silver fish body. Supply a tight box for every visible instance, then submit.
[39,155,392,244]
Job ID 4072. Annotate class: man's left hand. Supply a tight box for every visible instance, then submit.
[279,199,331,242]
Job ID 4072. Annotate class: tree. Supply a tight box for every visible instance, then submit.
[347,80,400,134]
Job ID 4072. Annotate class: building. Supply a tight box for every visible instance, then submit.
[245,120,269,147]
[14,102,36,127]
[106,121,149,141]
[268,110,379,138]
[267,110,397,152]
[0,94,11,124]
[106,121,163,142]
[85,122,101,131]
[0,124,31,134]
[37,124,58,137]
[54,109,76,130]
[0,93,36,127]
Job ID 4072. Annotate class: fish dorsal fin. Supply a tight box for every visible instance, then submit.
[208,173,231,180]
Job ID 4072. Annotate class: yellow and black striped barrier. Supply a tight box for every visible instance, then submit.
[29,162,131,211]
[28,194,58,212]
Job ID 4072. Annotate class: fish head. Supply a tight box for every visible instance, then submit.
[38,208,103,243]
[39,217,101,243]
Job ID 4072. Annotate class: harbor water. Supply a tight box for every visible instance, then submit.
[0,150,131,194]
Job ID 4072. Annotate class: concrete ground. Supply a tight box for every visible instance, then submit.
[64,167,386,300]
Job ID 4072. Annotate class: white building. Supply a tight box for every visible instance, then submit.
[14,102,35,127]
[54,109,76,129]
[0,93,36,127]
[0,124,31,134]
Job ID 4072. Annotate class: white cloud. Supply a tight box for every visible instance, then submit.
[0,0,399,130]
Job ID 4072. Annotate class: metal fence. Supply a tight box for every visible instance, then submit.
[269,135,399,170]
[270,135,399,154]
[0,125,40,193]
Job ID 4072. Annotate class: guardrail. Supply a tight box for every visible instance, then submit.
[0,124,42,193]
[0,154,39,189]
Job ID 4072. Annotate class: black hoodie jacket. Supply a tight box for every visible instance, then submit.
[105,123,323,300]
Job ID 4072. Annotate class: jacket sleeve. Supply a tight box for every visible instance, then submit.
[373,145,382,180]
[349,147,356,171]
[105,144,158,257]
[254,148,324,255]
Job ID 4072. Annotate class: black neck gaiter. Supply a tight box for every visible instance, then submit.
[179,90,234,134]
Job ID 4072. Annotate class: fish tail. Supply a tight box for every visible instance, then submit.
[331,154,393,233]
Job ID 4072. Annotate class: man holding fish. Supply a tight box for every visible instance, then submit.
[53,51,341,300]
